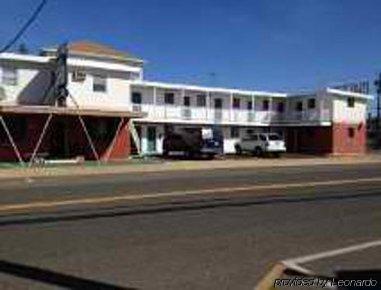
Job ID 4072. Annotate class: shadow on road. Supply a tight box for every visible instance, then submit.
[0,259,137,289]
[0,186,380,227]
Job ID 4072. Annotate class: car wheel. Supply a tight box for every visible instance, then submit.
[254,147,263,157]
[273,152,281,158]
[235,144,242,155]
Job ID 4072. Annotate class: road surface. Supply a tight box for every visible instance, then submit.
[0,162,381,289]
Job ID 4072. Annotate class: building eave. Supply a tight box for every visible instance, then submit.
[326,88,374,100]
[0,105,146,118]
[128,80,287,98]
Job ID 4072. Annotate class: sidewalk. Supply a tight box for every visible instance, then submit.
[1,154,381,181]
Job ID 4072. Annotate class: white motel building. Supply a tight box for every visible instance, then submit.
[0,41,373,162]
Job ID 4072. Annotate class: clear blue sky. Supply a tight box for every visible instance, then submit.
[1,0,380,93]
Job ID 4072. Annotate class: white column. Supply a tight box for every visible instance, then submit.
[206,91,211,120]
[181,88,185,120]
[153,86,157,118]
[251,94,255,122]
[284,97,288,121]
[230,92,234,122]
[269,97,273,121]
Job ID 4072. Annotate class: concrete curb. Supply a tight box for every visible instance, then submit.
[1,156,381,181]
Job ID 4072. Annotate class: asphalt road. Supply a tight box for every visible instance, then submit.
[0,163,381,289]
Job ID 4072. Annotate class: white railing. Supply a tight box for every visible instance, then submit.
[181,107,192,120]
[286,109,331,123]
[135,104,332,124]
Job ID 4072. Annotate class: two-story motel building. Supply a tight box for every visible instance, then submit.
[0,41,373,162]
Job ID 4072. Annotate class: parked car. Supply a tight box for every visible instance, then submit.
[235,133,286,157]
[163,131,221,159]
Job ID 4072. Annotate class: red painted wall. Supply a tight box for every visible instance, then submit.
[102,119,130,160]
[0,113,131,162]
[285,126,333,154]
[285,123,367,155]
[332,123,366,155]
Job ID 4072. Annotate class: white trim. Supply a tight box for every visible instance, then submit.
[0,53,52,64]
[326,87,373,100]
[68,58,141,73]
[128,80,287,98]
[134,118,332,127]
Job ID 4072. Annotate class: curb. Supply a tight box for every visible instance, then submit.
[1,157,381,181]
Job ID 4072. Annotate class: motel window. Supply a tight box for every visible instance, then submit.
[348,128,355,138]
[132,92,142,104]
[296,101,303,112]
[247,101,253,110]
[262,100,269,111]
[233,98,240,109]
[277,102,285,113]
[93,75,107,92]
[197,95,206,107]
[183,96,191,106]
[2,67,18,86]
[347,97,355,108]
[231,127,240,138]
[164,92,175,105]
[308,98,316,109]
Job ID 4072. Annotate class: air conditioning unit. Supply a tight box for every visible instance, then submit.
[132,104,142,112]
[72,70,86,82]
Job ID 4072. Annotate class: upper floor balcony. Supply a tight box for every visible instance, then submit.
[131,102,332,125]
[129,82,333,125]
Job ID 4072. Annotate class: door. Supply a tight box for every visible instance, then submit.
[147,126,156,153]
[214,99,223,121]
[182,96,191,119]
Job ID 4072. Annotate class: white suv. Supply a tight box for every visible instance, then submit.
[235,133,286,157]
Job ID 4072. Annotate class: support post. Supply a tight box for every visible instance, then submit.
[103,117,124,162]
[251,94,255,122]
[206,91,211,120]
[68,92,101,165]
[0,115,25,166]
[77,115,101,165]
[230,92,234,122]
[28,113,53,167]
[153,86,157,118]
[269,97,273,121]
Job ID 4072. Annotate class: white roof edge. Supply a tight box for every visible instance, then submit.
[67,58,141,73]
[128,80,287,97]
[0,52,52,63]
[326,87,374,100]
[42,47,145,63]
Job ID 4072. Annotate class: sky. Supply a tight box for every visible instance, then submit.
[0,0,381,95]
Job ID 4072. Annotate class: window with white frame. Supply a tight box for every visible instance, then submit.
[164,92,175,105]
[2,67,18,86]
[197,94,206,107]
[132,92,142,104]
[93,75,107,92]
[347,97,355,108]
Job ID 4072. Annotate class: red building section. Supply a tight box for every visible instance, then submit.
[286,123,366,155]
[0,108,137,163]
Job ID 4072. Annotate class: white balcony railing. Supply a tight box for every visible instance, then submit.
[181,107,192,120]
[136,104,332,124]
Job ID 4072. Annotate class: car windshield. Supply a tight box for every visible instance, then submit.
[268,134,281,140]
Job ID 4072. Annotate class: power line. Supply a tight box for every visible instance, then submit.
[0,0,48,53]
